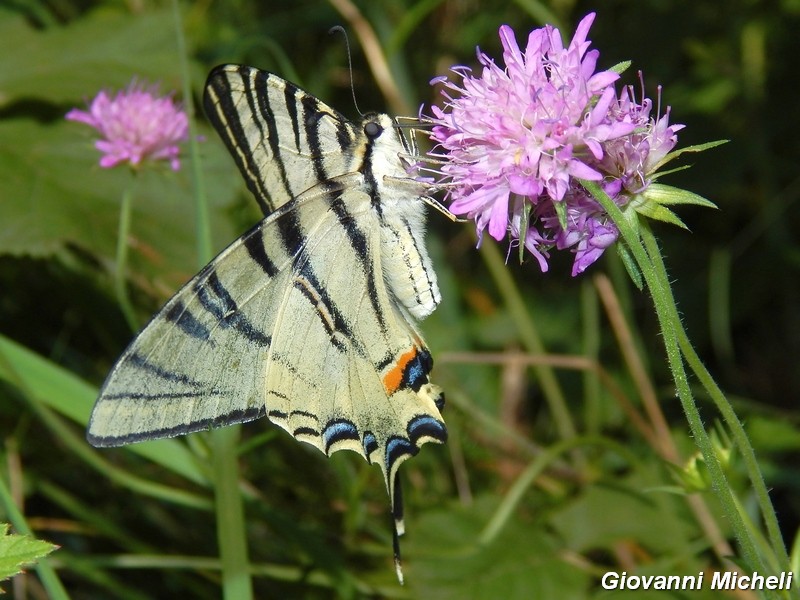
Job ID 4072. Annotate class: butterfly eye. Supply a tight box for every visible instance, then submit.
[364,121,382,138]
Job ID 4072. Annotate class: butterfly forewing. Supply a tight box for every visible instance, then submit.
[204,65,360,216]
[89,64,447,581]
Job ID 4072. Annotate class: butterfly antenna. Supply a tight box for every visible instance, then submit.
[329,25,363,117]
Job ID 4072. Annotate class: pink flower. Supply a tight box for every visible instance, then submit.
[67,81,189,171]
[425,14,684,275]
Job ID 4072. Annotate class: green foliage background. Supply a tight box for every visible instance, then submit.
[1,0,800,597]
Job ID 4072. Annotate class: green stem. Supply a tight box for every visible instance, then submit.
[114,185,138,332]
[171,1,252,598]
[0,474,70,600]
[173,5,211,262]
[642,227,790,575]
[582,180,768,576]
[211,426,252,599]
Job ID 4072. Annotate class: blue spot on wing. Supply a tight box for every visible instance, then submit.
[406,361,425,389]
[408,415,448,444]
[384,417,448,471]
[400,348,435,393]
[385,436,417,471]
[362,431,378,457]
[323,419,360,453]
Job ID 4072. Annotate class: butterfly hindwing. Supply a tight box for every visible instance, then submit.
[260,186,446,534]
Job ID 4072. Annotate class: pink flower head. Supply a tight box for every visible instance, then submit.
[67,81,189,171]
[425,14,683,275]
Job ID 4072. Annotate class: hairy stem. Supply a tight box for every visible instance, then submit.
[582,180,769,577]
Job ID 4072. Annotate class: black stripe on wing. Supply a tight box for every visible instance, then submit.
[399,217,439,313]
[293,257,361,355]
[251,68,295,210]
[204,66,274,215]
[300,93,352,184]
[359,116,383,210]
[362,431,379,457]
[243,227,280,277]
[276,205,307,260]
[99,353,225,402]
[165,300,214,344]
[195,271,272,347]
[327,193,388,333]
[88,404,267,447]
[267,408,320,421]
[126,352,205,388]
[292,411,321,437]
[284,83,302,151]
[301,94,328,182]
[407,414,448,445]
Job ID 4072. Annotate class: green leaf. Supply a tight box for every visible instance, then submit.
[747,416,800,453]
[553,197,568,231]
[551,480,699,555]
[616,242,643,290]
[0,118,241,283]
[628,183,717,229]
[0,333,207,486]
[634,202,689,229]
[648,139,728,173]
[517,200,531,264]
[0,7,202,104]
[608,60,632,75]
[649,164,692,180]
[0,523,57,583]
[643,184,718,208]
[407,497,589,599]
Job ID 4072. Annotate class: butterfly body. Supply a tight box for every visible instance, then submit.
[87,65,447,579]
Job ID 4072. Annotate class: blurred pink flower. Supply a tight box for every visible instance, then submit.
[67,81,189,171]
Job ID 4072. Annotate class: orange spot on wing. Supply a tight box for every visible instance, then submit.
[383,348,418,396]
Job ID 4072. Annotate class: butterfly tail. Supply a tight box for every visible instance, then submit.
[391,472,406,584]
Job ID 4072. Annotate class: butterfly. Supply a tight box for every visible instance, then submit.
[87,64,449,581]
